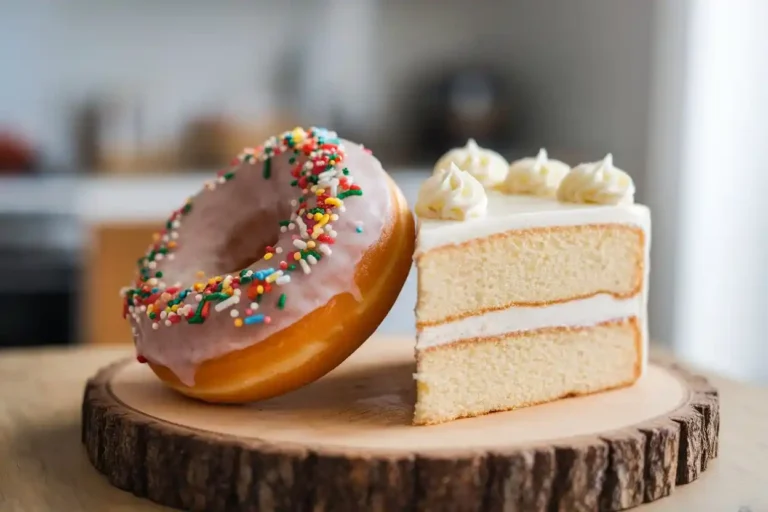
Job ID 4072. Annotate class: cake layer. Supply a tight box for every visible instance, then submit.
[416,223,646,327]
[416,293,642,349]
[413,318,641,425]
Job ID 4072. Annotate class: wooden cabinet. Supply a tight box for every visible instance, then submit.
[84,222,157,345]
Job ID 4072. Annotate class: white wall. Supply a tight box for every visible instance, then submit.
[375,0,654,186]
[2,0,655,174]
[673,0,768,382]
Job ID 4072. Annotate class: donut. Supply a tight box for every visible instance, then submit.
[121,127,414,403]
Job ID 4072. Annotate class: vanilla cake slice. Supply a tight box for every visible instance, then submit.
[413,146,649,425]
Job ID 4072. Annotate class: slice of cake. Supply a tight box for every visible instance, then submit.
[413,146,649,425]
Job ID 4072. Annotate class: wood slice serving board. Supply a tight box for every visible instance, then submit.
[82,336,719,512]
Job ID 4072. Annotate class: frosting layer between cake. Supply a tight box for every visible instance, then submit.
[416,294,642,349]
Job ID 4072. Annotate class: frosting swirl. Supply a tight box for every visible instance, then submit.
[416,163,488,220]
[433,139,508,188]
[503,148,570,196]
[557,154,635,205]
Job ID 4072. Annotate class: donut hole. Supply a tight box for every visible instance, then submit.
[215,212,282,275]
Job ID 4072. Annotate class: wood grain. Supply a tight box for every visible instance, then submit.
[81,338,720,512]
[1,342,767,512]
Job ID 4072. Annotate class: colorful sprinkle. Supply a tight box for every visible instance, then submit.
[214,295,239,312]
[123,127,365,331]
[277,293,287,309]
[244,313,266,325]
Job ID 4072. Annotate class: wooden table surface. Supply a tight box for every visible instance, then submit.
[1,346,767,512]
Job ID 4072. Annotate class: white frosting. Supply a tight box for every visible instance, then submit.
[434,139,509,188]
[416,191,650,254]
[504,148,570,196]
[557,154,635,205]
[415,163,488,221]
[416,293,642,349]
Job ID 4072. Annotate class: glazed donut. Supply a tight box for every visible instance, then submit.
[122,127,414,403]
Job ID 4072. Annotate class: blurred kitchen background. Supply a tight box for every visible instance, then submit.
[1,0,766,382]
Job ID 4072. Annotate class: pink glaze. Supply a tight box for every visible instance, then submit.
[127,139,391,385]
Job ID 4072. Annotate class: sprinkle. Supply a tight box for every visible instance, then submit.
[214,295,239,312]
[296,217,308,235]
[293,252,302,261]
[256,285,265,294]
[277,293,287,309]
[299,259,311,274]
[265,271,283,283]
[280,226,288,233]
[338,189,363,199]
[319,244,332,256]
[234,319,243,327]
[250,302,259,310]
[275,247,283,254]
[244,314,266,325]
[254,268,275,280]
[195,294,203,302]
[152,323,159,330]
[263,158,272,179]
[293,239,308,250]
[307,254,318,265]
[264,253,273,260]
[165,320,172,327]
[230,309,239,318]
[275,275,291,285]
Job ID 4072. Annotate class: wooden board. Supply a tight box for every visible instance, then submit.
[82,336,719,512]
